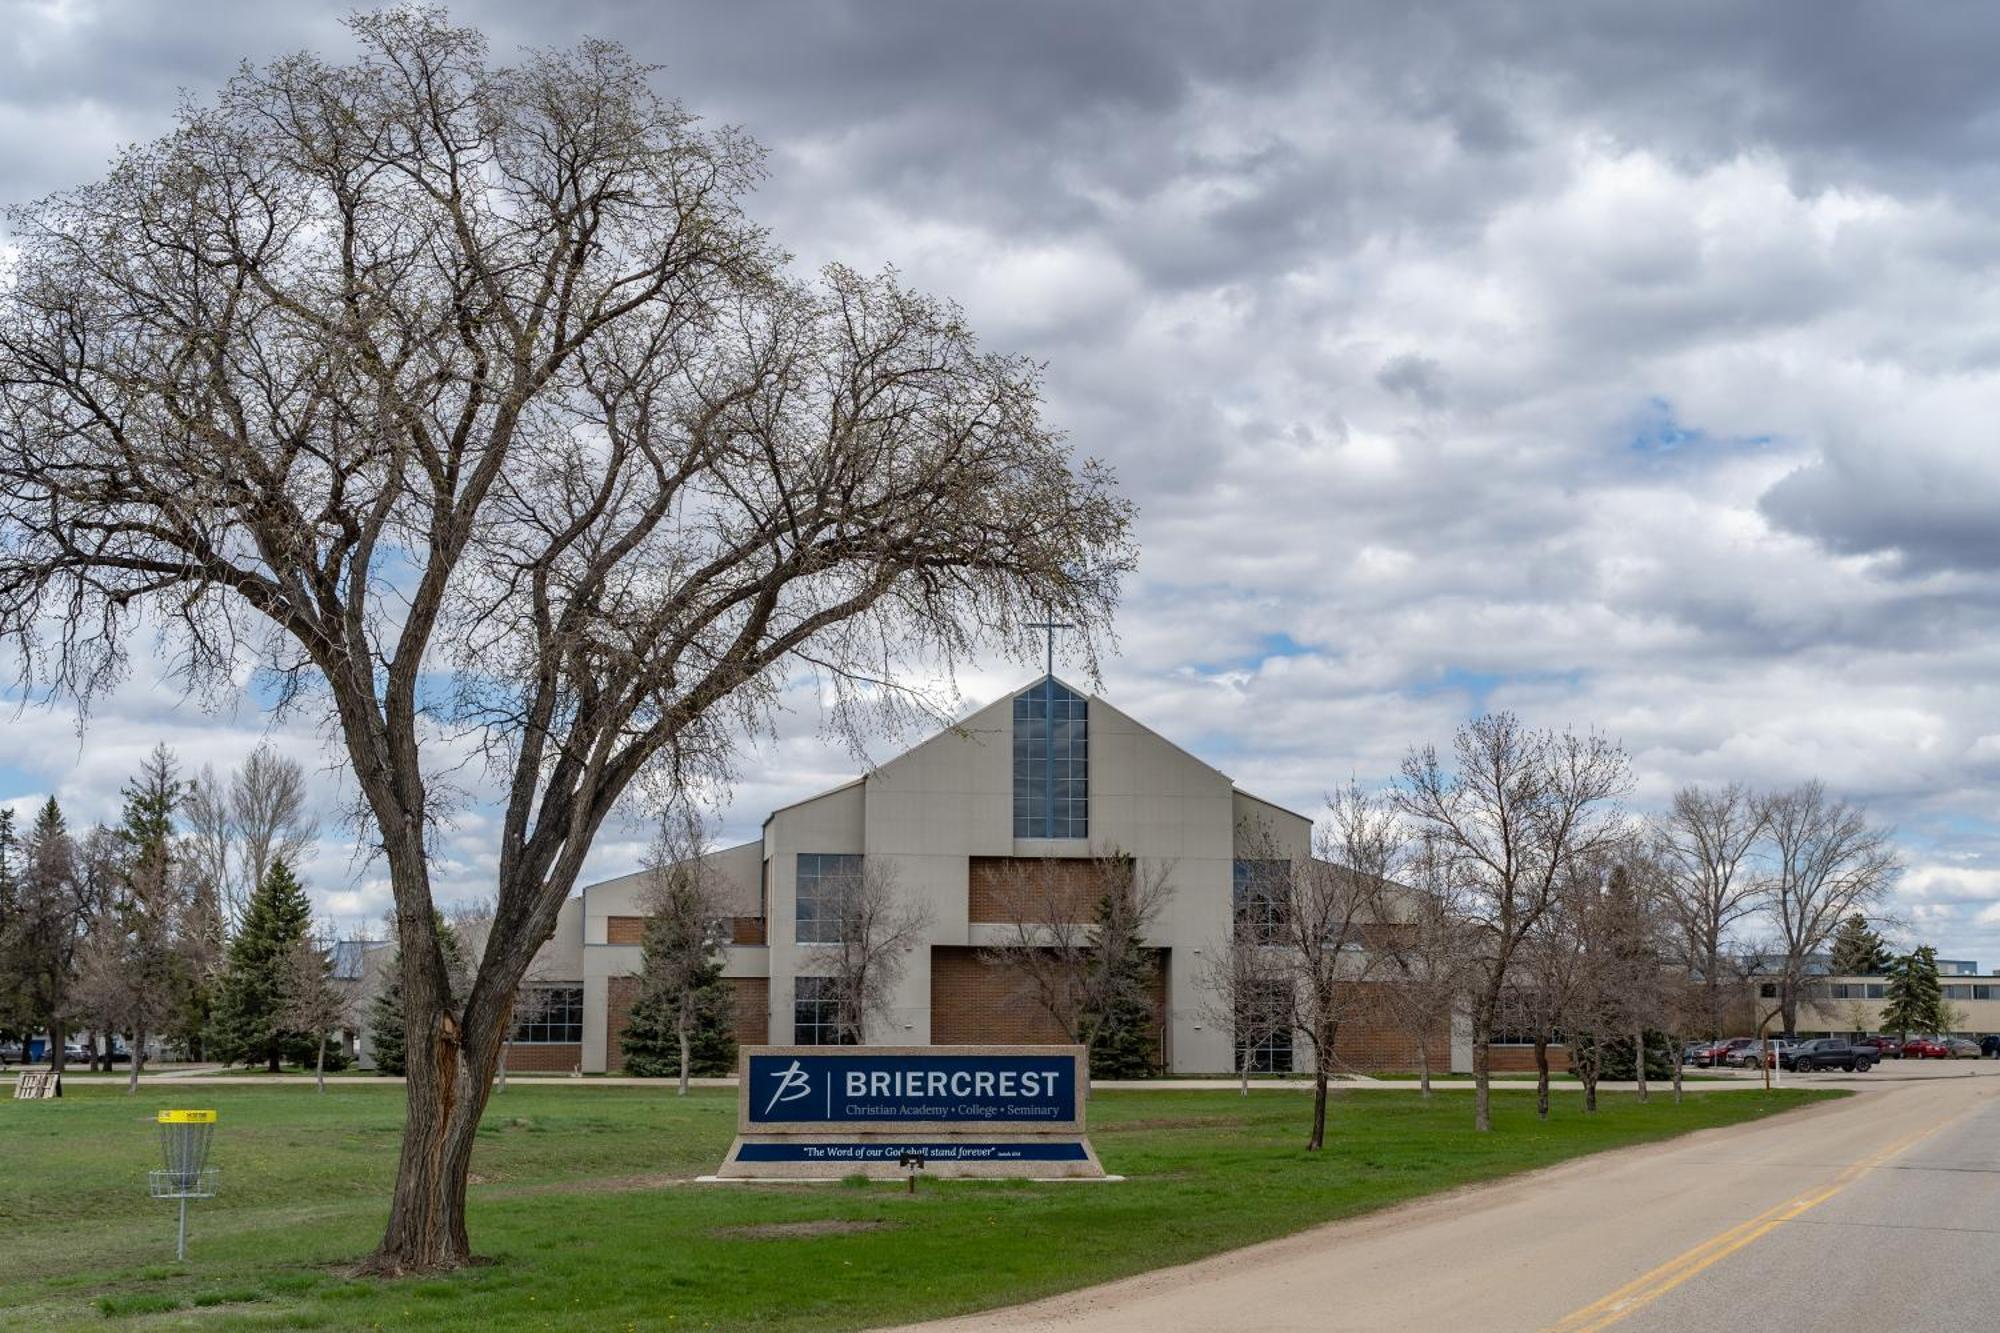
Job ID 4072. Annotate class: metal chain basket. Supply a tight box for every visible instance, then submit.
[149,1110,217,1259]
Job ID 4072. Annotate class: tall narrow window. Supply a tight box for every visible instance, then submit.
[795,853,861,944]
[1232,859,1292,944]
[1013,678,1088,838]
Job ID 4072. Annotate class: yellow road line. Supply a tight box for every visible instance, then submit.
[1545,1114,1964,1333]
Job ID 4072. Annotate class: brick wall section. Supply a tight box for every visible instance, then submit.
[967,857,1109,924]
[608,913,766,946]
[1323,982,1454,1073]
[1486,1044,1572,1073]
[929,946,1167,1067]
[732,977,770,1046]
[503,1042,582,1073]
[604,974,768,1071]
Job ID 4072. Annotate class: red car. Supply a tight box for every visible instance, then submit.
[1901,1036,1949,1059]
[1852,1036,1903,1060]
[1693,1037,1756,1068]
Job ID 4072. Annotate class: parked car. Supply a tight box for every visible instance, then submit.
[1696,1038,1757,1068]
[1852,1036,1903,1060]
[1901,1036,1950,1059]
[1982,1035,2000,1058]
[1681,1042,1711,1066]
[1947,1037,1981,1059]
[1750,1040,1801,1069]
[0,1041,23,1064]
[1781,1038,1873,1073]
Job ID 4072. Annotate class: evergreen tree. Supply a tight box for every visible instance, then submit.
[1880,947,1944,1039]
[1828,914,1892,976]
[619,910,736,1078]
[209,859,316,1071]
[368,915,468,1076]
[1087,885,1160,1079]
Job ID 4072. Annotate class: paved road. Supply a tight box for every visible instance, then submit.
[909,1066,2000,1333]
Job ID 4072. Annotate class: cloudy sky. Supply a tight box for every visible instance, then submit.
[5,1,2000,958]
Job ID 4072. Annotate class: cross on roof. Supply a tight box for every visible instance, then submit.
[1025,618,1072,679]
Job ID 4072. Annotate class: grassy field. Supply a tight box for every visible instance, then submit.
[0,1081,1837,1330]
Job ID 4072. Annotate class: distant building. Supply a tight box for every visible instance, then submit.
[493,674,1456,1076]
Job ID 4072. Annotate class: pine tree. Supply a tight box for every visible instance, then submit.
[1088,964,1157,1079]
[1880,947,1944,1040]
[368,915,468,1076]
[209,859,316,1071]
[1828,914,1892,976]
[619,910,737,1079]
[1087,884,1160,1079]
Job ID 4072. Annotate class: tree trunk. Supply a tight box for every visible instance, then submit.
[1533,1035,1550,1121]
[1472,997,1495,1132]
[1308,1065,1329,1151]
[1633,1025,1648,1103]
[49,1017,66,1074]
[1670,1033,1683,1105]
[1239,1042,1250,1097]
[497,1039,510,1093]
[126,1029,143,1094]
[359,858,493,1277]
[268,1042,282,1074]
[316,1031,327,1095]
[1416,1040,1432,1098]
[678,1023,692,1098]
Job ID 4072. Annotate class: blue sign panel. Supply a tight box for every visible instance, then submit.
[735,1141,1090,1163]
[746,1052,1077,1125]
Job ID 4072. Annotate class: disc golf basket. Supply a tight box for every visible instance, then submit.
[149,1110,218,1260]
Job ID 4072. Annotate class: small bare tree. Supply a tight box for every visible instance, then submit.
[72,870,197,1094]
[1379,835,1477,1097]
[1756,782,1900,1035]
[980,851,1170,1076]
[1193,926,1293,1095]
[1397,714,1631,1132]
[1283,787,1403,1150]
[282,931,356,1094]
[1516,878,1588,1121]
[800,858,930,1045]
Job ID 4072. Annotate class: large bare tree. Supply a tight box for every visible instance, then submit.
[186,747,320,936]
[1397,714,1630,1132]
[1755,781,1899,1033]
[1651,783,1767,1039]
[0,12,1130,1272]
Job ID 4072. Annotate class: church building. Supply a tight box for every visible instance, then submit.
[492,675,1459,1076]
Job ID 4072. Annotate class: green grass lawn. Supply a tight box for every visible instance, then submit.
[0,1082,1837,1330]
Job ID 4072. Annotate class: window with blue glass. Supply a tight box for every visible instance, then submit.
[1013,679,1088,838]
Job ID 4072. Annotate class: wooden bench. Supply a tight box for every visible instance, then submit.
[11,1070,61,1099]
